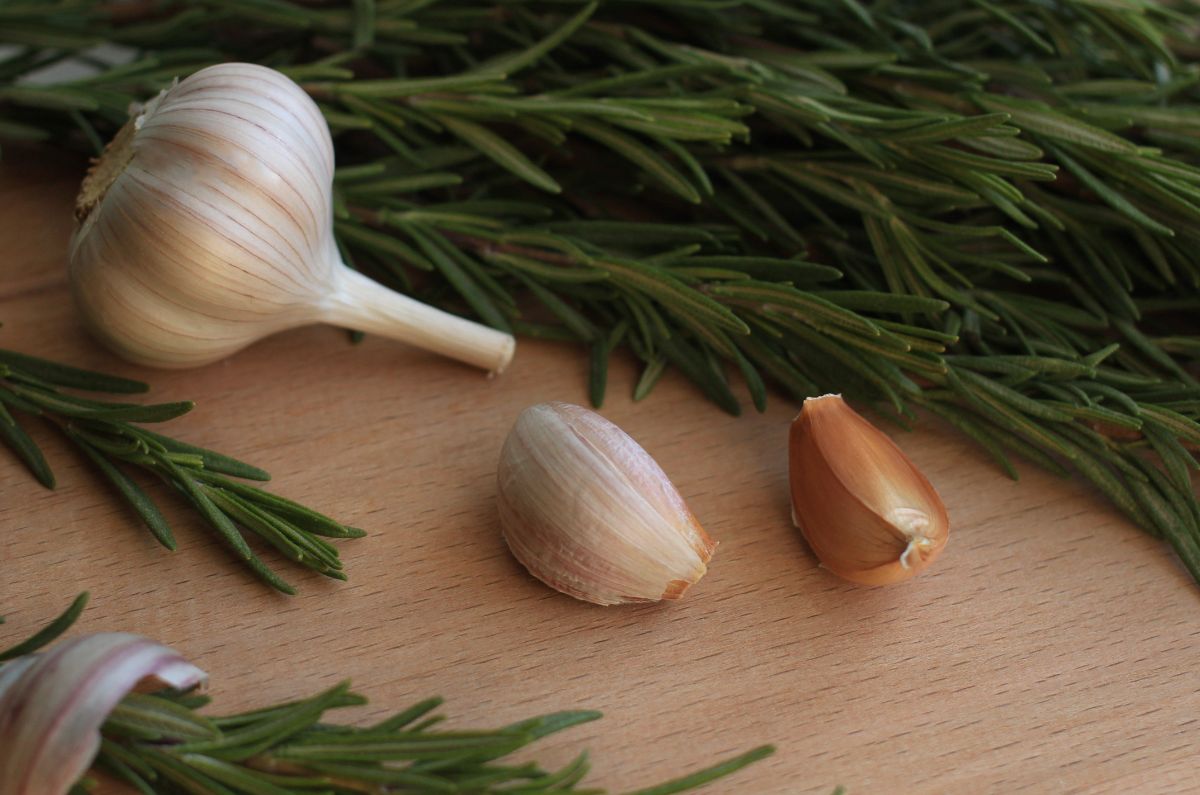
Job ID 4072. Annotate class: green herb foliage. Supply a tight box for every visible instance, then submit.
[0,350,362,593]
[2,1,1200,583]
[0,595,773,794]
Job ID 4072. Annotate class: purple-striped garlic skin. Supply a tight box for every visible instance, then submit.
[0,632,206,795]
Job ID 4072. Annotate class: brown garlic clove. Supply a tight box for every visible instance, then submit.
[497,402,716,605]
[789,394,949,585]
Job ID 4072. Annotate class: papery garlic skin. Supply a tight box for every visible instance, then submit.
[70,63,514,374]
[0,632,206,795]
[498,402,716,605]
[789,394,949,585]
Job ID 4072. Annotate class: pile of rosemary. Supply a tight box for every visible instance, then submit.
[2,0,1200,584]
[0,594,774,793]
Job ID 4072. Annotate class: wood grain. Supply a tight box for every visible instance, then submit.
[2,154,1199,794]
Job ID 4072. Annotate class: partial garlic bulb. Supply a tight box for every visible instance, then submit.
[69,63,514,374]
[0,632,205,795]
[497,402,716,605]
[789,394,949,585]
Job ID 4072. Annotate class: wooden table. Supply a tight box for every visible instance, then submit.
[3,154,1198,794]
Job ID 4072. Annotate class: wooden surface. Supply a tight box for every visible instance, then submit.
[3,154,1200,795]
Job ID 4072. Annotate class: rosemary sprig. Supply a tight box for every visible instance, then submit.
[0,349,362,594]
[3,0,1200,586]
[0,595,775,794]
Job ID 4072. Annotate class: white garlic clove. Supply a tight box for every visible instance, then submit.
[0,632,206,795]
[497,402,716,606]
[70,63,514,374]
[789,394,949,585]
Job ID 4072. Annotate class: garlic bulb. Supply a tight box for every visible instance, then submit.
[0,632,205,795]
[69,63,514,374]
[789,394,949,585]
[497,402,716,605]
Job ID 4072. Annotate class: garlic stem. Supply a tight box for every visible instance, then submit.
[321,266,515,374]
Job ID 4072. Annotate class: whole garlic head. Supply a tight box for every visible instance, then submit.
[70,63,514,373]
[497,402,716,606]
[71,64,341,366]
